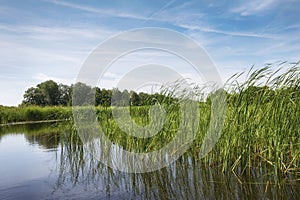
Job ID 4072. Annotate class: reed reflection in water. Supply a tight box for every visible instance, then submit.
[0,123,298,199]
[53,130,299,199]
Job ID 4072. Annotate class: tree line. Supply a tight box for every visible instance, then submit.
[21,80,168,107]
[22,79,288,107]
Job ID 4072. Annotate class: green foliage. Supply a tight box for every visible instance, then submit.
[72,82,94,106]
[0,106,72,124]
[3,62,300,175]
[213,64,300,174]
[21,80,168,107]
[59,83,72,106]
[22,80,66,106]
[130,91,139,106]
[37,80,60,105]
[93,64,300,174]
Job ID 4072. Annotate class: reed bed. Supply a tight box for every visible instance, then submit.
[1,63,299,175]
[0,106,72,124]
[94,63,300,174]
[214,64,300,174]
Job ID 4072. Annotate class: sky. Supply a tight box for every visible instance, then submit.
[0,0,299,106]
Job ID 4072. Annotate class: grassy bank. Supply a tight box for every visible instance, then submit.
[0,106,73,124]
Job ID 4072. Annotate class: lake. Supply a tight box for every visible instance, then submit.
[0,122,299,199]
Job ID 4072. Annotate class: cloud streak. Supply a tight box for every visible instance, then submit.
[0,0,299,106]
[230,0,278,16]
[178,24,278,39]
[44,0,149,20]
[34,73,75,84]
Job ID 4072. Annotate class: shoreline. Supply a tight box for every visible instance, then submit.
[0,119,70,127]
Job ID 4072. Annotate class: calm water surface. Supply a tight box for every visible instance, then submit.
[0,123,299,199]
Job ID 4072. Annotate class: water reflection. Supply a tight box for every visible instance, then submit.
[54,126,299,199]
[0,123,66,149]
[0,123,299,199]
[25,132,60,149]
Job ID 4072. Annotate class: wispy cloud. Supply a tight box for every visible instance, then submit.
[0,23,116,66]
[230,0,278,16]
[0,0,299,106]
[34,73,75,84]
[178,24,277,39]
[103,72,120,80]
[0,23,115,104]
[0,23,114,40]
[44,0,148,20]
[142,0,177,22]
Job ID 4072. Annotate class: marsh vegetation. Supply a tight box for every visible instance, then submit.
[0,64,299,198]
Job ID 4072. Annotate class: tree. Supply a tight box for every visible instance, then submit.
[59,84,72,106]
[111,88,123,106]
[95,87,102,106]
[139,92,152,105]
[37,80,60,106]
[22,80,74,106]
[22,80,60,106]
[72,82,94,106]
[130,91,140,106]
[100,88,112,106]
[121,89,130,106]
[21,79,177,107]
[22,87,46,106]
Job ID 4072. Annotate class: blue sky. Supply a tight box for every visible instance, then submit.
[0,0,299,106]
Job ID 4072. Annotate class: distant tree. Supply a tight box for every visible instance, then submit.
[95,87,102,106]
[59,83,72,106]
[130,91,140,106]
[21,80,182,107]
[97,88,111,106]
[72,82,94,106]
[37,80,60,106]
[22,80,62,106]
[22,87,46,106]
[151,93,165,104]
[138,92,149,105]
[121,89,130,106]
[111,88,123,106]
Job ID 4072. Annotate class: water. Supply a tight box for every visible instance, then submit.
[0,123,299,199]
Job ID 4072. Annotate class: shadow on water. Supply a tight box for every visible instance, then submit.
[0,123,299,199]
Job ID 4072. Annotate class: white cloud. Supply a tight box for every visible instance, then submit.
[0,0,299,106]
[230,0,278,16]
[34,73,75,85]
[0,23,119,105]
[178,23,278,39]
[44,0,148,20]
[0,23,114,42]
[102,72,120,79]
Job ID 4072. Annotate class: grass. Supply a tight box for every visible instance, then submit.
[1,63,299,175]
[0,106,72,124]
[217,64,300,174]
[91,63,300,175]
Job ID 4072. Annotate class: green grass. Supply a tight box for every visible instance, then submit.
[92,64,300,175]
[0,106,72,124]
[1,63,299,175]
[219,65,300,174]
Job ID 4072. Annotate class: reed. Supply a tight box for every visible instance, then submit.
[0,106,72,124]
[204,63,300,174]
[93,63,300,174]
[1,62,299,174]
